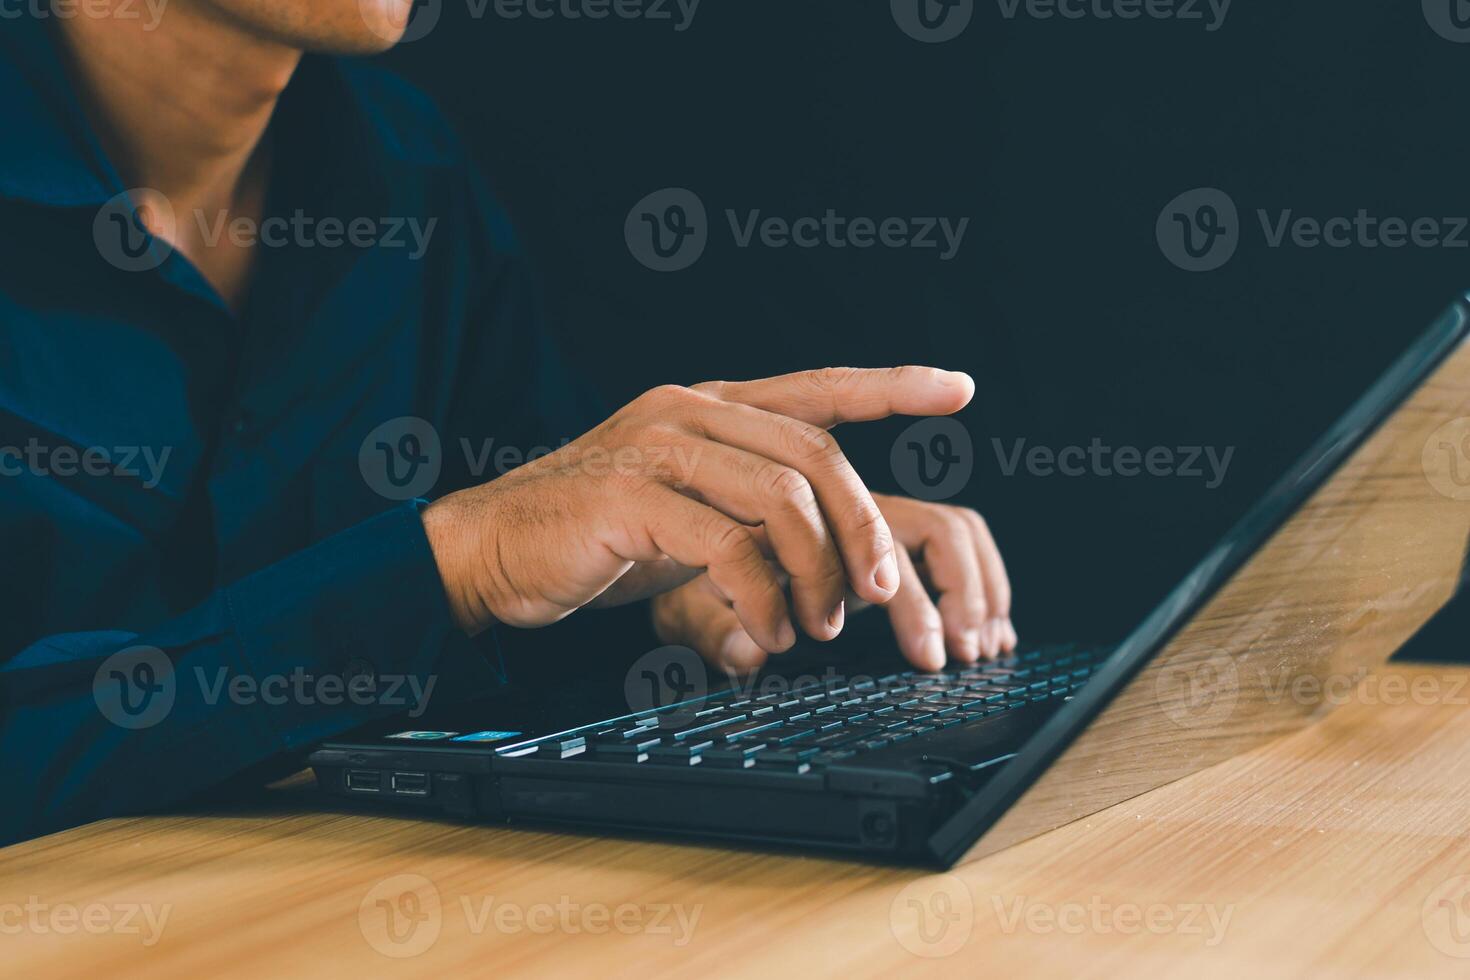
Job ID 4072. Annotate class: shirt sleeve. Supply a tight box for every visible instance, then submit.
[0,501,496,846]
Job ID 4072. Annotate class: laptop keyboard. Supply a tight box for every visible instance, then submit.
[496,644,1108,775]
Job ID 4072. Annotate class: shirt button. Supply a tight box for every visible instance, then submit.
[227,413,251,438]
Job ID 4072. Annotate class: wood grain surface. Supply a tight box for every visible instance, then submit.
[5,662,1470,979]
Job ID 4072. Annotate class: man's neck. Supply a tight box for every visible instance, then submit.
[57,7,302,308]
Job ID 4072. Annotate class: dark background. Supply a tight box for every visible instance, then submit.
[374,1,1468,660]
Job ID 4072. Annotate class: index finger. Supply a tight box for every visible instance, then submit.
[695,366,974,429]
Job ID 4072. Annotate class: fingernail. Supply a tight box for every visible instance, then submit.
[960,628,982,663]
[941,371,974,391]
[1004,618,1018,650]
[874,553,900,596]
[776,619,796,650]
[828,600,846,635]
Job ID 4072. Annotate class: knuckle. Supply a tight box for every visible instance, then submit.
[763,465,813,505]
[709,521,756,563]
[810,366,859,391]
[639,384,694,412]
[786,421,841,465]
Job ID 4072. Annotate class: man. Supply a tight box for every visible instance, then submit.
[0,1,1015,845]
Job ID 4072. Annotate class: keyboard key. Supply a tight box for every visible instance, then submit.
[648,739,714,765]
[664,713,750,740]
[700,743,768,768]
[757,747,822,768]
[722,718,785,741]
[765,726,817,745]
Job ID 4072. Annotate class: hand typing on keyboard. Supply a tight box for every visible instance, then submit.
[422,366,1013,670]
[652,492,1015,675]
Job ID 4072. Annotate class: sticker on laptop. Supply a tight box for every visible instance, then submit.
[452,731,524,743]
[385,731,459,740]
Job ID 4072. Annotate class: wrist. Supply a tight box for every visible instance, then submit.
[421,492,495,636]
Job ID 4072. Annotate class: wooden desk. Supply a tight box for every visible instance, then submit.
[6,662,1470,979]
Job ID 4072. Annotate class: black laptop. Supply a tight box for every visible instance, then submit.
[310,297,1470,868]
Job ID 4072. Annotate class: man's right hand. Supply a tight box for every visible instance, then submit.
[421,366,975,653]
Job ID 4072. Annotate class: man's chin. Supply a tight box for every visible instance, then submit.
[205,0,414,56]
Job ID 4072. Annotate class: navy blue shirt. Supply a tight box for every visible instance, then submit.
[0,15,600,844]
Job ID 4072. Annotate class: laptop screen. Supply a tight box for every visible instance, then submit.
[943,299,1470,865]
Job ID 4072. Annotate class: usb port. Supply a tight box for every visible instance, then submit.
[345,769,382,793]
[391,771,430,796]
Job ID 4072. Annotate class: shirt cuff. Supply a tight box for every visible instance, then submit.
[222,501,503,750]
